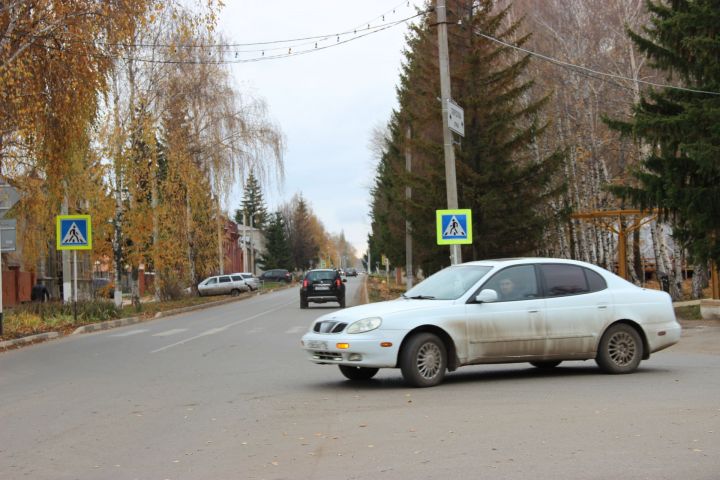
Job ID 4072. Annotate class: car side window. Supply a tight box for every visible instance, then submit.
[206,278,217,285]
[482,265,538,302]
[231,275,243,282]
[541,264,590,296]
[219,276,232,283]
[584,268,607,292]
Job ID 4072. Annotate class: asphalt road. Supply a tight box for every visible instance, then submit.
[1,277,719,480]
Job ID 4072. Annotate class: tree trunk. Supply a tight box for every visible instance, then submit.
[691,261,706,299]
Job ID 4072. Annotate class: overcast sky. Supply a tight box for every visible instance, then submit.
[218,1,426,256]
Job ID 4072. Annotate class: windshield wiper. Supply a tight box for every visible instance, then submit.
[403,294,436,300]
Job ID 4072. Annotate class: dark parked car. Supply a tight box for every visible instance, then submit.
[301,269,346,309]
[346,268,358,277]
[259,269,292,283]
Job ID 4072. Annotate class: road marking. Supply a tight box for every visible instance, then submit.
[151,301,295,354]
[285,326,306,335]
[110,329,149,337]
[152,329,189,337]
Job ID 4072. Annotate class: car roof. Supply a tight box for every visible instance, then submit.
[308,269,336,272]
[461,257,602,267]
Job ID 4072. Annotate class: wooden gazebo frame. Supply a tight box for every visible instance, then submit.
[571,209,719,299]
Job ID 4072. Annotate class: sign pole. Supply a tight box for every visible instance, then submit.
[0,228,3,337]
[73,250,78,322]
[436,0,462,265]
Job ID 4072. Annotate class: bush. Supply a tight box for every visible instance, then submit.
[156,272,190,301]
[13,300,120,323]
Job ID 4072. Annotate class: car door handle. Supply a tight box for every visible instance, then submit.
[598,305,607,309]
[528,310,539,313]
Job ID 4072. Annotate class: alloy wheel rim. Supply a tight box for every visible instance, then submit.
[416,342,442,379]
[608,331,636,366]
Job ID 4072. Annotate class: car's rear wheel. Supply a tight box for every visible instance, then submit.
[300,298,308,309]
[530,360,562,369]
[339,365,379,381]
[596,323,643,374]
[339,296,346,308]
[400,333,447,387]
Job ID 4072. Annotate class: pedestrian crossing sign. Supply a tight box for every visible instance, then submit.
[56,215,92,250]
[436,209,472,245]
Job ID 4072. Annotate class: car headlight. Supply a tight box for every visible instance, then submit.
[346,317,382,334]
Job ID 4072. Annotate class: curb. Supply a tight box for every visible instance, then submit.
[673,300,702,307]
[0,332,60,350]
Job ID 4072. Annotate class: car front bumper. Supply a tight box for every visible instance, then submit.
[300,330,406,368]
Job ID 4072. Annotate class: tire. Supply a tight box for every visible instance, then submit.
[399,333,447,387]
[530,360,562,369]
[339,296,346,308]
[596,323,643,374]
[339,365,379,381]
[230,289,240,297]
[300,297,308,309]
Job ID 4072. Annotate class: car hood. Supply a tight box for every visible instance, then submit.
[314,298,455,324]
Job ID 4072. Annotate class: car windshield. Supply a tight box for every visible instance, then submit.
[403,265,492,300]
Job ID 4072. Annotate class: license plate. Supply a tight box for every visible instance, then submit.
[307,340,328,350]
[315,285,329,290]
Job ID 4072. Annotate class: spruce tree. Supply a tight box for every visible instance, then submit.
[258,212,292,269]
[235,172,268,230]
[289,196,318,270]
[606,0,720,265]
[369,1,563,274]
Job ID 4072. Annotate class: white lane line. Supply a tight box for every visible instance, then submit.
[110,329,149,337]
[151,301,295,354]
[152,328,188,337]
[284,326,306,335]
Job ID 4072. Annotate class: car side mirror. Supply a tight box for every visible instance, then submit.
[475,289,498,304]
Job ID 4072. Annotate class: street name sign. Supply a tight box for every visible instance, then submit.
[447,99,465,137]
[56,215,92,250]
[436,209,473,245]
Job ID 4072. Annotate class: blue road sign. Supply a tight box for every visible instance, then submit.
[56,215,92,250]
[436,209,473,245]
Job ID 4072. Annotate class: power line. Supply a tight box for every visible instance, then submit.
[1,0,423,51]
[474,30,720,96]
[4,10,428,66]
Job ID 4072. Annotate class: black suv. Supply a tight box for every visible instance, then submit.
[300,269,346,308]
[259,269,292,283]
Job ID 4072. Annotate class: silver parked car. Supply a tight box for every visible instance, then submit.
[233,272,261,291]
[301,258,681,387]
[198,274,250,297]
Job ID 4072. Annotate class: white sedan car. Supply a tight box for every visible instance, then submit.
[301,258,681,387]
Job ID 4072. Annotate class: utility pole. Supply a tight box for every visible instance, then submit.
[405,124,414,288]
[436,0,462,265]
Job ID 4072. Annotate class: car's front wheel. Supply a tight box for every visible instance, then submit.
[400,333,447,387]
[596,323,643,374]
[339,365,378,381]
[230,289,240,296]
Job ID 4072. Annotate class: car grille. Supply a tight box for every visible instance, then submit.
[312,351,343,361]
[313,321,347,333]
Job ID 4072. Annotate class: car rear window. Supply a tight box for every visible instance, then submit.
[584,268,607,292]
[540,264,590,296]
[306,271,336,281]
[231,275,243,282]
